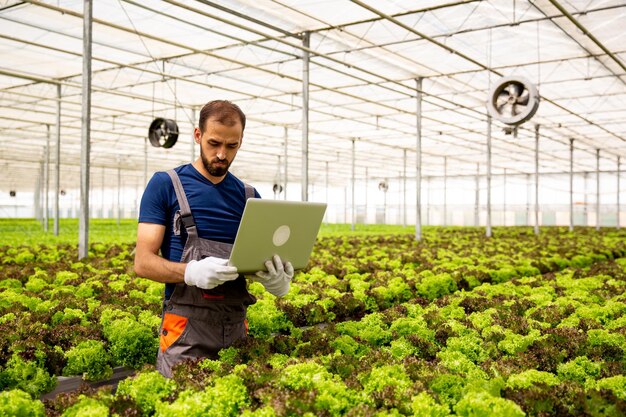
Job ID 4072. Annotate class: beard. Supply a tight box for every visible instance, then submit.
[200,147,231,177]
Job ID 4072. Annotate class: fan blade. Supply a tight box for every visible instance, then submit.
[505,82,522,99]
[497,102,514,116]
[502,85,514,98]
[496,91,510,107]
[516,89,529,105]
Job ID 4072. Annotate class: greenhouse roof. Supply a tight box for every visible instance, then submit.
[1,0,625,193]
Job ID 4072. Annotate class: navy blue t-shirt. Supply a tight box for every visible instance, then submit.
[138,163,260,299]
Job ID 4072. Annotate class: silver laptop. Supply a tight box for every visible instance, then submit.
[228,199,327,273]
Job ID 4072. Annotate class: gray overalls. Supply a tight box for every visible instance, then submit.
[156,169,256,377]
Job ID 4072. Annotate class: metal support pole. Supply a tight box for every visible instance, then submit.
[44,125,50,232]
[117,162,121,225]
[596,148,600,231]
[618,156,621,229]
[78,0,93,260]
[324,161,329,223]
[134,182,139,217]
[36,161,43,221]
[415,78,423,240]
[101,166,105,218]
[383,182,387,224]
[569,138,574,232]
[403,149,407,228]
[144,137,148,187]
[583,172,589,227]
[284,127,288,200]
[534,124,540,235]
[364,167,368,224]
[426,177,430,225]
[301,31,310,202]
[54,84,61,236]
[486,115,492,237]
[344,186,347,224]
[503,168,507,226]
[351,138,356,231]
[191,107,196,162]
[526,174,531,226]
[443,156,447,227]
[398,171,402,224]
[275,155,282,200]
[475,163,480,227]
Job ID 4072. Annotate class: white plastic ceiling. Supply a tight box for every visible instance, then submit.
[0,0,625,194]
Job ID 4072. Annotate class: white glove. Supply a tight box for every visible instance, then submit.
[254,254,294,297]
[184,257,239,290]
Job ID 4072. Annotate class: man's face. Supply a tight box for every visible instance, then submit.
[195,117,243,179]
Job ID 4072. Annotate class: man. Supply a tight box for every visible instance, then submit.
[134,100,293,377]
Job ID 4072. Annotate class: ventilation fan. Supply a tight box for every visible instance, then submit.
[148,118,179,148]
[487,76,539,126]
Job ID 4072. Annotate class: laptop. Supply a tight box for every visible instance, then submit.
[228,199,327,273]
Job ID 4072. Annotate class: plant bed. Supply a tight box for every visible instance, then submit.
[40,366,135,401]
[1,227,625,415]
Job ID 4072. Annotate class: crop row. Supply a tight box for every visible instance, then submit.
[0,227,625,415]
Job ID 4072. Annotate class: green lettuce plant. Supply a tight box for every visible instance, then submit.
[246,298,292,339]
[58,395,109,417]
[410,391,451,417]
[100,313,158,368]
[0,353,56,397]
[0,389,45,417]
[505,369,560,389]
[416,272,457,301]
[155,374,249,417]
[116,370,177,416]
[336,313,392,347]
[454,391,525,417]
[593,375,626,401]
[557,356,602,385]
[63,340,112,381]
[279,361,364,416]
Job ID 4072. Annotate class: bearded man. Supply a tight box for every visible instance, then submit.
[134,100,293,377]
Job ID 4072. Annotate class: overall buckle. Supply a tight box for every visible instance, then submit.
[180,213,195,228]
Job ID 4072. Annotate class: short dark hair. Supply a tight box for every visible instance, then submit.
[198,100,246,133]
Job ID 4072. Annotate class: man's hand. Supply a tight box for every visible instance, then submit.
[254,254,294,297]
[184,257,239,289]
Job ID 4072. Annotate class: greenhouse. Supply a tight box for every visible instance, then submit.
[0,0,625,416]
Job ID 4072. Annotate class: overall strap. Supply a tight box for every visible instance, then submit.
[244,183,255,200]
[166,169,199,239]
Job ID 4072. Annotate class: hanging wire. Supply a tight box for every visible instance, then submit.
[151,81,155,120]
[513,0,516,24]
[174,77,177,121]
[117,0,192,126]
[536,19,541,90]
[453,1,482,34]
[487,27,492,88]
